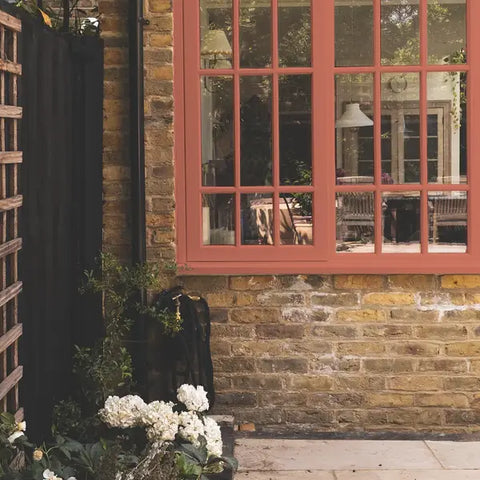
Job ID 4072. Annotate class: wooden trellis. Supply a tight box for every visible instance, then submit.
[0,10,22,420]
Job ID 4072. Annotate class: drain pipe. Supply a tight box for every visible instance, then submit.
[129,0,148,393]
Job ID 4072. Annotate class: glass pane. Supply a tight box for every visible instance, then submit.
[279,0,311,67]
[240,76,272,186]
[241,194,274,245]
[382,192,420,253]
[240,0,271,68]
[280,75,312,185]
[429,191,467,253]
[381,0,420,65]
[427,72,467,184]
[382,73,420,184]
[428,0,466,65]
[202,194,235,245]
[200,0,233,69]
[335,0,373,67]
[335,74,374,185]
[336,192,374,253]
[201,77,234,186]
[280,193,313,245]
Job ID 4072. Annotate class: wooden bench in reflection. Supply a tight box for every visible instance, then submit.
[432,195,467,243]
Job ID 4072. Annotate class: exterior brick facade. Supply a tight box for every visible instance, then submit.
[96,1,480,434]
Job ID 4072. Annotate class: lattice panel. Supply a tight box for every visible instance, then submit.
[0,10,22,421]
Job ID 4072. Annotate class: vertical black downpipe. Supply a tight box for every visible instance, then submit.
[129,0,148,395]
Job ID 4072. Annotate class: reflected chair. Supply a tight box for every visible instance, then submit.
[432,196,467,243]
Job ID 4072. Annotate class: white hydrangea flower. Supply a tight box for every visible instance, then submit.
[177,384,209,412]
[141,400,174,426]
[43,470,62,480]
[99,395,147,428]
[203,416,223,458]
[178,411,204,446]
[144,401,180,443]
[7,431,24,443]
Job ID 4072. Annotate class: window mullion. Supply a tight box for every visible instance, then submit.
[272,0,280,245]
[420,0,428,252]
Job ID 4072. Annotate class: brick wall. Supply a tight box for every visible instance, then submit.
[96,1,480,434]
[180,274,480,434]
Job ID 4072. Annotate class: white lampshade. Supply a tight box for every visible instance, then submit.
[201,29,232,56]
[336,103,373,128]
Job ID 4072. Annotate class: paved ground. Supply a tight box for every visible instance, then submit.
[235,438,480,479]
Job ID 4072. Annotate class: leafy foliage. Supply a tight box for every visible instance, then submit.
[15,0,99,35]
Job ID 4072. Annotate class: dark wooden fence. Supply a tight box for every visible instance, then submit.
[18,10,104,439]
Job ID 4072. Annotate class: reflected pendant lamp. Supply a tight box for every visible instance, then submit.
[336,103,373,128]
[201,29,232,68]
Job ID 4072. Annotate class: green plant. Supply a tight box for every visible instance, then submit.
[52,253,181,441]
[15,0,99,35]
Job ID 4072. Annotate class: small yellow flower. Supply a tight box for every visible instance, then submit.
[33,449,43,461]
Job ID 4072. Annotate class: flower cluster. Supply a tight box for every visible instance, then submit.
[7,420,26,444]
[100,384,223,459]
[177,384,209,412]
[99,395,147,428]
[43,469,76,480]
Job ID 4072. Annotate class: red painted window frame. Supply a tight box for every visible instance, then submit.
[174,0,480,274]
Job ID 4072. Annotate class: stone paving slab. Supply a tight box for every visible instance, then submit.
[425,441,480,469]
[335,470,480,480]
[235,471,334,480]
[235,439,442,472]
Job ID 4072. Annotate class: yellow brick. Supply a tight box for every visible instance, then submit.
[149,33,172,47]
[367,393,414,407]
[229,276,276,291]
[388,376,443,391]
[336,309,387,323]
[388,342,441,356]
[336,342,385,355]
[363,292,415,306]
[148,0,172,13]
[416,393,469,408]
[441,275,480,289]
[446,342,480,356]
[205,292,236,307]
[388,275,436,290]
[334,275,385,290]
[148,65,173,80]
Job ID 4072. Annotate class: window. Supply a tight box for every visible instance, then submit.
[176,0,480,273]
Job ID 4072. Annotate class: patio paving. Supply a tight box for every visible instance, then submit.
[234,439,480,479]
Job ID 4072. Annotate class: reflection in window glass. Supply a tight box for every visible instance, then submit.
[240,76,272,186]
[202,194,235,245]
[336,192,374,253]
[200,0,233,69]
[382,192,420,253]
[241,194,274,245]
[429,191,467,253]
[280,75,311,185]
[381,73,420,184]
[279,0,311,67]
[240,0,271,68]
[428,0,465,65]
[280,193,313,245]
[335,0,373,67]
[335,74,374,185]
[381,0,419,65]
[427,72,467,184]
[201,77,234,186]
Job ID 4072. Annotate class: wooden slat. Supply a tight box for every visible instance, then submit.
[14,407,23,422]
[0,366,22,400]
[0,281,21,309]
[0,323,21,354]
[0,11,20,32]
[0,60,21,76]
[0,152,22,164]
[0,238,21,260]
[0,195,22,212]
[0,105,21,119]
